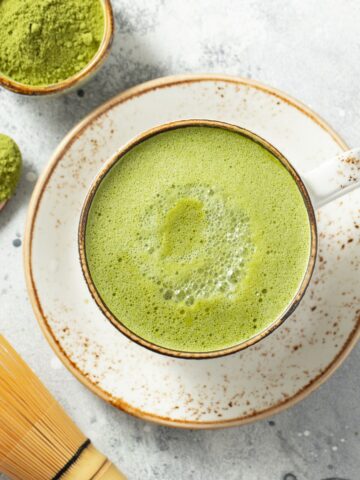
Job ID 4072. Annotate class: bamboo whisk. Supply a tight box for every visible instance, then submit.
[0,335,126,480]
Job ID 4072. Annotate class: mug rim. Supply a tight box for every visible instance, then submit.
[0,0,114,96]
[78,119,318,359]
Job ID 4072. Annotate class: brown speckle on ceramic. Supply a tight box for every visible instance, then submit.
[338,154,360,186]
[24,75,360,428]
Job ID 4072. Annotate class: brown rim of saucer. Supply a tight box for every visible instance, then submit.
[0,0,114,96]
[78,119,318,360]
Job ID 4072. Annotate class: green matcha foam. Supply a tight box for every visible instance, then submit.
[85,126,311,353]
[138,184,254,306]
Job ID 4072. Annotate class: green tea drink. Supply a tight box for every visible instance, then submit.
[85,126,311,353]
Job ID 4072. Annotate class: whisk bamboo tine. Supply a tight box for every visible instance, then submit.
[0,335,126,480]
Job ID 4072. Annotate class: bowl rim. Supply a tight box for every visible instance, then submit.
[78,119,318,359]
[0,0,114,96]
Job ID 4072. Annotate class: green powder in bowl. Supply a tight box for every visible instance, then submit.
[0,0,105,87]
[0,134,22,202]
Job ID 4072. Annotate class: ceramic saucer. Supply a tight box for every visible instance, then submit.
[25,75,360,428]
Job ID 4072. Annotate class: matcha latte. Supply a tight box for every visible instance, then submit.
[84,125,312,354]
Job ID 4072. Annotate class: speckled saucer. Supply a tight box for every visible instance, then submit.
[24,75,360,428]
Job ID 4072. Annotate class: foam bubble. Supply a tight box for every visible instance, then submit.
[132,184,255,305]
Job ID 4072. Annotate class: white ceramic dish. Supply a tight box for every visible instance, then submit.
[24,75,360,428]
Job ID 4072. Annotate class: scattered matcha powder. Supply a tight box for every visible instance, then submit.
[0,134,22,202]
[0,0,105,86]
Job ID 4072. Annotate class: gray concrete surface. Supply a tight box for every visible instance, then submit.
[0,1,359,479]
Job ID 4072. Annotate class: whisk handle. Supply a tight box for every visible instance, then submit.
[93,460,127,479]
[60,443,126,480]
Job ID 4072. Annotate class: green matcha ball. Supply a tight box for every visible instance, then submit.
[0,134,22,202]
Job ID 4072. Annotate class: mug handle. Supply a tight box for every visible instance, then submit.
[301,148,360,208]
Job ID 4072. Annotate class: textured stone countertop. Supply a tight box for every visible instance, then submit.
[0,1,359,479]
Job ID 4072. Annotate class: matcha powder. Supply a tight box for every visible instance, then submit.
[0,134,22,202]
[0,0,105,86]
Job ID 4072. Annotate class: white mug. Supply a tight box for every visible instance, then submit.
[79,120,360,359]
